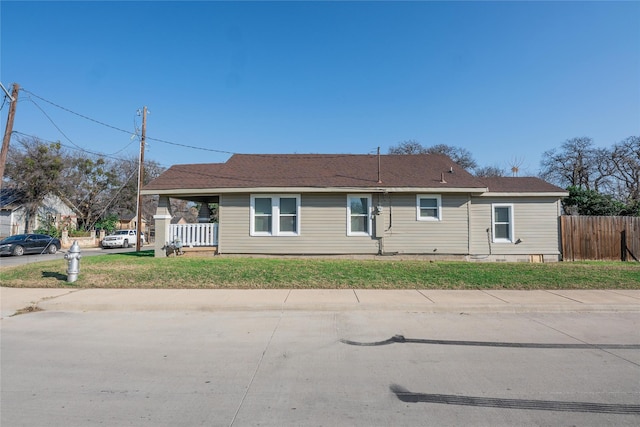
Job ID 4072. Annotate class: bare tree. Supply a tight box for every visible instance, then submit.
[474,165,506,178]
[388,140,478,171]
[388,140,427,155]
[58,155,119,229]
[170,198,199,222]
[110,156,165,223]
[424,144,478,171]
[4,137,65,232]
[609,136,640,203]
[539,137,611,191]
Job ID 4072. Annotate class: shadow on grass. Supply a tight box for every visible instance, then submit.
[116,250,155,258]
[42,271,68,281]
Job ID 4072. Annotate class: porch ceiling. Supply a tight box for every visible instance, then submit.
[165,195,220,204]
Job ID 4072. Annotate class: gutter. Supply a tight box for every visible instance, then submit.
[142,186,490,196]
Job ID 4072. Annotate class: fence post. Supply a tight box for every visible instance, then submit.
[621,230,627,262]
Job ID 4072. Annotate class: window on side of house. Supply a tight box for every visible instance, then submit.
[278,196,298,234]
[347,195,372,236]
[250,195,300,236]
[492,203,514,243]
[417,194,442,221]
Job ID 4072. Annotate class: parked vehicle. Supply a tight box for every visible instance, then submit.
[0,234,61,256]
[101,229,145,249]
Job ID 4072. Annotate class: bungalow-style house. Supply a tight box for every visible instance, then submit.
[0,188,77,238]
[142,153,568,261]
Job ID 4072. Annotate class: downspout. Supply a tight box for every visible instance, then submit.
[467,194,471,257]
[375,192,383,255]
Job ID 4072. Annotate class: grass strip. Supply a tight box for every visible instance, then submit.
[1,252,639,289]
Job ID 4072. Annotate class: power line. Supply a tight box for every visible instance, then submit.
[88,166,140,229]
[17,88,376,163]
[21,88,132,135]
[11,131,169,168]
[21,87,237,156]
[25,95,140,158]
[24,99,141,159]
[146,136,235,155]
[26,97,89,153]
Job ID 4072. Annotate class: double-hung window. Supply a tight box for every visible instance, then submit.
[347,195,372,236]
[492,203,514,243]
[250,195,300,236]
[278,197,298,233]
[253,197,273,234]
[417,194,442,221]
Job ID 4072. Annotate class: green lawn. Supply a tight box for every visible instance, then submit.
[1,252,639,289]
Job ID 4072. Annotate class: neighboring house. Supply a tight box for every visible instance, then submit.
[171,215,188,225]
[142,154,568,261]
[117,214,146,232]
[0,189,77,238]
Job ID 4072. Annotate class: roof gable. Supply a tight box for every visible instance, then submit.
[0,188,26,209]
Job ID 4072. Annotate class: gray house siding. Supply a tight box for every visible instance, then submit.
[0,210,12,238]
[380,194,470,254]
[470,196,562,261]
[215,192,562,260]
[0,194,77,237]
[220,192,473,255]
[219,193,378,254]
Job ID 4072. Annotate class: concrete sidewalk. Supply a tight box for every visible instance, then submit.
[2,287,640,317]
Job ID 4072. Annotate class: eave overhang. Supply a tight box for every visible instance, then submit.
[142,186,490,196]
[480,192,569,197]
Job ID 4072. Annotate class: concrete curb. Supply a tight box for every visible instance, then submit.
[3,288,640,317]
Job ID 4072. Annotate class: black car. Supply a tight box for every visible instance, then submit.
[0,234,61,256]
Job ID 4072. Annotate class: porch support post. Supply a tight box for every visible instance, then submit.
[153,195,172,258]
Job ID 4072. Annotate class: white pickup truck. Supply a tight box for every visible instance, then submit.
[101,229,145,249]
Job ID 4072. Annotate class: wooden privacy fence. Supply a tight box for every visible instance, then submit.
[561,216,639,261]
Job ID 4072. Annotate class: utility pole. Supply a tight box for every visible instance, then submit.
[135,106,147,251]
[0,83,19,189]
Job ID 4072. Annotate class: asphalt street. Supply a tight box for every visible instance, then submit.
[1,308,639,426]
[0,246,146,269]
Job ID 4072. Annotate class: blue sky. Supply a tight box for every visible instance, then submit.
[1,1,639,175]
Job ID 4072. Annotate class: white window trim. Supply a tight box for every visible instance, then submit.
[416,194,442,221]
[347,194,372,236]
[491,203,514,243]
[250,194,301,237]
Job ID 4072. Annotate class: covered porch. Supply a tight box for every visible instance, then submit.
[152,195,219,257]
[169,222,219,255]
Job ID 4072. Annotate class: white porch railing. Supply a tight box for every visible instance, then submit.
[169,223,218,246]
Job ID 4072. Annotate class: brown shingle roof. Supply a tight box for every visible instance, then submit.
[480,177,566,193]
[144,154,566,195]
[144,154,487,191]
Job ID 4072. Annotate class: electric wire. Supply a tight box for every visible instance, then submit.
[24,94,141,158]
[18,88,371,162]
[21,88,132,135]
[21,87,237,156]
[6,89,174,229]
[7,130,161,230]
[146,135,235,155]
[26,96,93,153]
[12,131,169,169]
[88,167,140,230]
